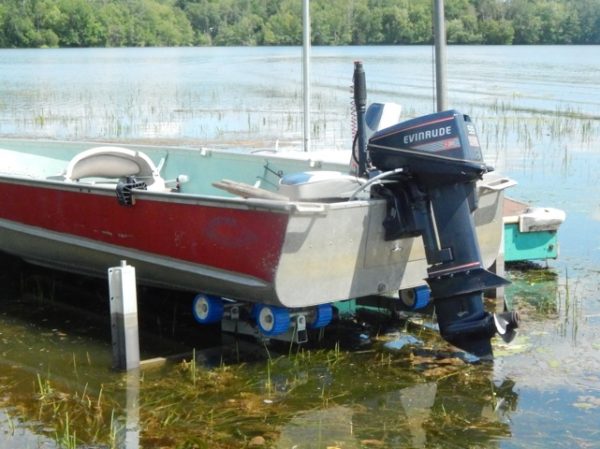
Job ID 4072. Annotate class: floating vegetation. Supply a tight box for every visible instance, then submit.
[505,263,561,319]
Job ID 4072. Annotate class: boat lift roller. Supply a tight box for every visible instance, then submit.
[359,83,519,357]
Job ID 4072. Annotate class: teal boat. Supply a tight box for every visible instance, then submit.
[503,198,565,263]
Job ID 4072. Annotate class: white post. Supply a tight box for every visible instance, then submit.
[108,260,140,371]
[302,0,311,152]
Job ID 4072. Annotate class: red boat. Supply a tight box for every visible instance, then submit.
[0,101,522,356]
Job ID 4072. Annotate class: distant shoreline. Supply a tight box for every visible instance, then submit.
[1,0,598,49]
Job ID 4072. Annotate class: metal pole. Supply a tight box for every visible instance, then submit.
[433,0,448,112]
[302,0,311,152]
[108,260,140,371]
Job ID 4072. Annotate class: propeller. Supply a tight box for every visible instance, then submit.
[494,311,520,343]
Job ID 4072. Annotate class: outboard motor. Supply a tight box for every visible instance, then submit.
[367,109,519,358]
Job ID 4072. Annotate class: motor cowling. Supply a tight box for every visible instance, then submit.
[367,110,518,358]
[369,109,489,185]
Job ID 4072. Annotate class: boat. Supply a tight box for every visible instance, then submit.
[0,135,510,305]
[503,198,565,263]
[0,65,524,357]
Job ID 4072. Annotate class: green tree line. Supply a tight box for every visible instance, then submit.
[1,0,599,48]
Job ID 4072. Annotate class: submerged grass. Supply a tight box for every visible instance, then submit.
[31,372,118,447]
[142,351,378,446]
[505,263,561,319]
[0,301,527,449]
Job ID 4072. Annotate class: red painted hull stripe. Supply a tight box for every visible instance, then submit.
[0,182,289,282]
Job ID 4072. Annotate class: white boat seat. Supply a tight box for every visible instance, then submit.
[64,146,166,191]
[279,171,365,201]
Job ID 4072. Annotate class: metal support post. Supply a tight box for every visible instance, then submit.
[302,0,311,152]
[433,0,448,112]
[108,260,140,371]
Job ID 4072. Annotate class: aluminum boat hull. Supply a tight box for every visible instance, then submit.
[0,139,509,308]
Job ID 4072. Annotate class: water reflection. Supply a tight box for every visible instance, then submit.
[122,371,140,449]
[0,408,55,449]
[274,375,518,448]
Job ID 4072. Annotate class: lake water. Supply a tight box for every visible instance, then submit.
[1,45,600,449]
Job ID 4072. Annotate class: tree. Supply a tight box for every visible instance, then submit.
[98,2,131,46]
[480,19,514,44]
[574,0,600,44]
[311,0,353,45]
[379,6,410,44]
[264,9,301,45]
[507,0,543,44]
[406,0,432,44]
[54,0,105,47]
[1,0,600,48]
[214,13,264,45]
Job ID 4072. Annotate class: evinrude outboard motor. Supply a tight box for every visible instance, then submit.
[367,110,519,358]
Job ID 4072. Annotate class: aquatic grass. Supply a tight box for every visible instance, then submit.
[4,332,520,449]
[54,412,77,449]
[191,348,197,386]
[28,371,120,447]
[108,408,118,449]
[265,357,275,397]
[3,411,16,437]
[505,265,561,319]
[557,267,583,344]
[96,385,104,411]
[72,353,78,379]
[36,373,54,402]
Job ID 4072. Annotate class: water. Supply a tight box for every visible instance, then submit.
[1,45,600,448]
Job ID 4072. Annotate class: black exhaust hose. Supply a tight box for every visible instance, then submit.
[353,61,368,177]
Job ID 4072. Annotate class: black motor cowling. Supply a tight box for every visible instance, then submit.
[369,109,488,185]
[368,110,518,358]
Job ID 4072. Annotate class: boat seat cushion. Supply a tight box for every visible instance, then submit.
[64,146,166,191]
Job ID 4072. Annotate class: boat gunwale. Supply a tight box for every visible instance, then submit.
[0,171,378,216]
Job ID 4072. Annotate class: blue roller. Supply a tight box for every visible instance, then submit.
[308,304,333,329]
[256,305,290,336]
[192,294,224,324]
[399,286,431,311]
